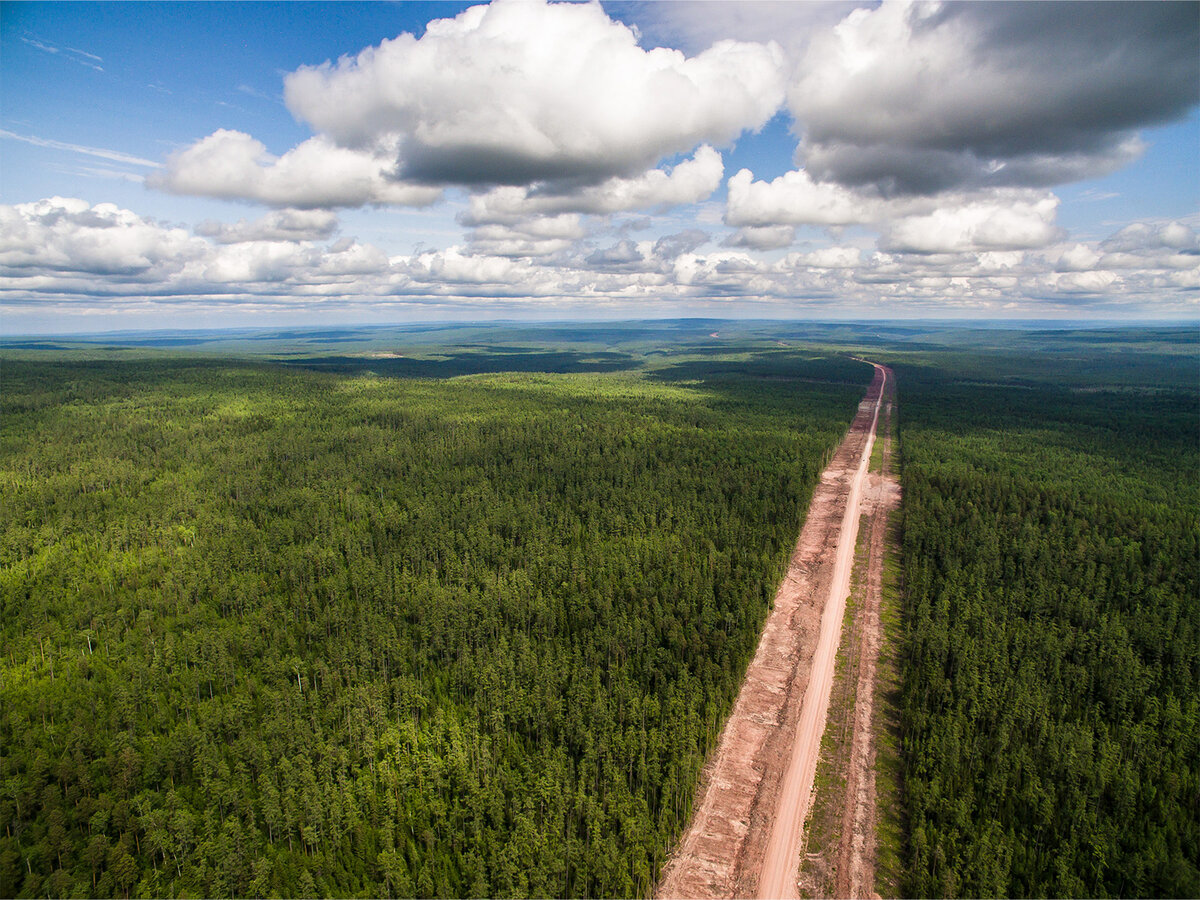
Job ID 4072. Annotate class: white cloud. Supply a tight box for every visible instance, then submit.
[3,197,1197,318]
[200,241,316,284]
[0,198,387,297]
[400,247,558,294]
[196,209,340,243]
[586,239,646,268]
[0,197,204,277]
[788,2,1199,194]
[1084,222,1200,278]
[197,237,389,284]
[462,146,725,223]
[149,130,443,209]
[1049,269,1121,294]
[283,0,784,185]
[654,230,710,260]
[1055,243,1102,273]
[1159,223,1200,251]
[725,225,796,251]
[0,129,160,168]
[725,167,879,227]
[1165,268,1200,290]
[1102,221,1199,254]
[784,246,863,269]
[880,193,1062,254]
[318,238,391,276]
[465,214,586,258]
[726,164,1064,254]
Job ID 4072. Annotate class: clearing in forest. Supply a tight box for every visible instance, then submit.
[796,372,901,899]
[657,363,889,899]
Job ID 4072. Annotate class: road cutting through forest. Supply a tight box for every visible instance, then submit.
[657,361,891,900]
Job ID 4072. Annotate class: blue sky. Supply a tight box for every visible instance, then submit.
[2,0,1197,333]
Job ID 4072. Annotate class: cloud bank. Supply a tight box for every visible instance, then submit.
[3,198,1196,318]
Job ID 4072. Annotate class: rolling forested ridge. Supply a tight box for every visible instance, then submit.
[895,352,1200,897]
[0,351,866,898]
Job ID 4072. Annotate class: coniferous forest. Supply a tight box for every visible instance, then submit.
[0,350,864,898]
[2,322,1197,899]
[895,352,1199,897]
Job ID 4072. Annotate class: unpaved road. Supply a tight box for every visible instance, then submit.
[656,363,889,900]
[756,365,886,900]
[833,379,900,899]
[797,372,901,899]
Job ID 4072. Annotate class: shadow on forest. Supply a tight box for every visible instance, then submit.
[648,350,871,387]
[281,348,640,378]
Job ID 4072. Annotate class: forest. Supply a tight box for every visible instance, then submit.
[2,321,1197,899]
[0,350,866,898]
[893,350,1199,897]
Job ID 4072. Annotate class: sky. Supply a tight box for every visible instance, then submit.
[1,0,1198,334]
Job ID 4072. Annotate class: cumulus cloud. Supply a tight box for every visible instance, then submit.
[1054,243,1102,273]
[0,198,385,297]
[880,193,1062,254]
[789,1,1200,194]
[196,238,388,285]
[1049,269,1121,295]
[0,197,204,277]
[797,136,1147,198]
[196,209,340,243]
[1079,222,1200,276]
[200,241,319,284]
[399,247,553,292]
[465,214,586,258]
[1102,221,1200,254]
[152,1,778,216]
[726,166,1063,254]
[725,167,879,227]
[654,229,710,260]
[283,0,785,187]
[784,246,863,269]
[58,0,1193,323]
[462,145,725,224]
[586,239,645,268]
[149,130,443,209]
[725,225,797,251]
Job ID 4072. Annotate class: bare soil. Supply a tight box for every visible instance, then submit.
[656,366,889,900]
[832,384,900,899]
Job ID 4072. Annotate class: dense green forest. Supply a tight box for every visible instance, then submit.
[0,353,866,898]
[4,322,1197,900]
[895,356,1200,897]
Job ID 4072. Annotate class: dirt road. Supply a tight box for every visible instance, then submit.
[796,370,901,899]
[656,363,889,900]
[834,378,900,899]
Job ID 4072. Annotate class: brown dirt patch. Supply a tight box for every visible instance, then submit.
[655,366,889,900]
[832,385,900,899]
